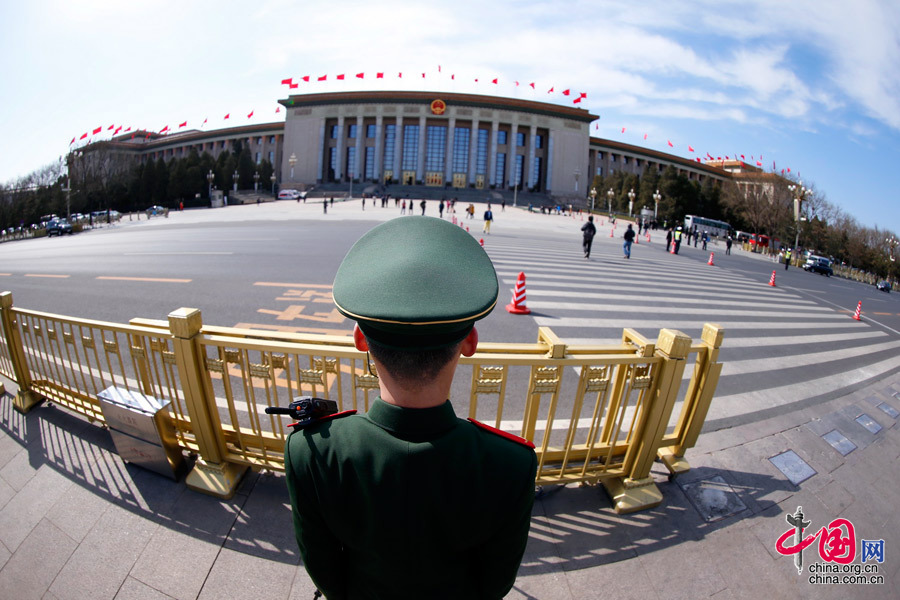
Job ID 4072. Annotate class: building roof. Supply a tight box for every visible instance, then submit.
[590,137,728,177]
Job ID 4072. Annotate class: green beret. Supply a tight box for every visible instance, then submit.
[333,216,498,349]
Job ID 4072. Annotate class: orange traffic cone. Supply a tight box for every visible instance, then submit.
[609,228,614,238]
[708,252,715,266]
[646,233,651,243]
[768,270,777,287]
[852,301,862,321]
[669,240,676,254]
[506,272,531,315]
[479,238,484,247]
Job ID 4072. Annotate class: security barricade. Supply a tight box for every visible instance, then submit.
[0,291,723,513]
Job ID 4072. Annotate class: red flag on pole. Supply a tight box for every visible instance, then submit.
[492,78,498,84]
[224,113,230,119]
[160,125,169,133]
[756,161,762,166]
[451,74,455,80]
[422,73,426,78]
[276,106,281,113]
[92,126,102,135]
[562,89,570,96]
[281,78,293,85]
[179,121,187,128]
[114,126,122,134]
[376,72,384,78]
[643,133,648,140]
[302,75,310,82]
[356,72,364,79]
[289,83,298,88]
[247,110,254,119]
[688,145,695,152]
[547,87,554,93]
[573,97,582,104]
[125,127,131,132]
[317,75,327,81]
[107,124,114,131]
[621,127,626,133]
[580,92,587,98]
[80,132,88,140]
[337,74,345,80]
[667,140,674,147]
[515,81,519,86]
[70,137,76,145]
[202,119,207,126]
[529,82,535,89]
[398,72,403,78]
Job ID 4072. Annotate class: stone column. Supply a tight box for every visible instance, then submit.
[417,115,426,183]
[468,119,479,186]
[374,115,383,183]
[394,116,403,180]
[445,116,456,185]
[527,125,537,189]
[488,120,499,187]
[354,115,364,181]
[335,116,345,181]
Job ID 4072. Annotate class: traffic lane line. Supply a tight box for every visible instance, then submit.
[25,273,71,278]
[96,276,192,283]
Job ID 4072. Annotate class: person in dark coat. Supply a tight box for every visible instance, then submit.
[581,215,597,258]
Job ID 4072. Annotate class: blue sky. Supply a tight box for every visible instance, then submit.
[1,0,898,236]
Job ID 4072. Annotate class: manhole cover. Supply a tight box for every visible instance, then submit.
[877,403,899,419]
[769,450,816,486]
[822,430,857,456]
[679,475,748,522]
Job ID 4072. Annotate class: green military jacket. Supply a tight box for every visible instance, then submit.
[284,398,537,600]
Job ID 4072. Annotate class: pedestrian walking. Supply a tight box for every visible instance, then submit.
[284,217,536,599]
[726,235,733,255]
[420,199,427,215]
[702,231,708,251]
[483,205,494,234]
[784,247,793,270]
[439,200,445,218]
[581,215,597,258]
[623,224,636,259]
[674,227,683,254]
[666,227,673,251]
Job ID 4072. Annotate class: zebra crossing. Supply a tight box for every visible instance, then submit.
[480,231,900,431]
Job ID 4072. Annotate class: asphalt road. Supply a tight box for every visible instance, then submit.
[2,201,898,434]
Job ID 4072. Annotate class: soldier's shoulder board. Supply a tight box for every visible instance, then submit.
[467,418,535,449]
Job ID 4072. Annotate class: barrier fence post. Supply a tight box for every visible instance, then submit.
[659,324,724,474]
[168,307,247,499]
[0,292,41,413]
[603,328,691,514]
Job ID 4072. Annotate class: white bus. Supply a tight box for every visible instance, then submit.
[684,215,733,238]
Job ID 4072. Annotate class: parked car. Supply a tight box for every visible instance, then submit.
[146,205,166,215]
[803,255,833,276]
[45,218,74,236]
[278,189,302,200]
[876,280,892,292]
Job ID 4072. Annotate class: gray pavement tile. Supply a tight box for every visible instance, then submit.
[0,473,15,511]
[0,538,9,572]
[0,443,38,492]
[768,450,817,486]
[822,429,857,457]
[197,546,296,600]
[48,504,158,600]
[287,564,320,600]
[130,491,245,600]
[562,555,659,600]
[223,473,298,564]
[785,424,846,474]
[0,518,77,600]
[114,577,176,600]
[636,538,727,600]
[704,438,798,514]
[0,463,75,552]
[812,478,855,516]
[0,424,26,472]
[45,477,112,543]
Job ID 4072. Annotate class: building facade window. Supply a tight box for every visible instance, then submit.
[516,132,525,147]
[383,124,396,171]
[367,124,376,138]
[365,147,375,180]
[533,156,543,189]
[452,127,470,173]
[346,146,357,178]
[269,136,276,144]
[402,125,419,171]
[348,124,357,139]
[535,135,543,149]
[475,129,489,174]
[331,125,339,139]
[328,147,337,180]
[514,155,524,187]
[255,152,261,164]
[497,130,508,145]
[495,152,506,186]
[425,125,447,173]
[268,151,274,163]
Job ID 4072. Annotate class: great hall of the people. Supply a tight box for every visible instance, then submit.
[76,90,760,198]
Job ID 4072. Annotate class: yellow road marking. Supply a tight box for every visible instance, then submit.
[96,276,192,283]
[254,282,333,288]
[25,273,70,278]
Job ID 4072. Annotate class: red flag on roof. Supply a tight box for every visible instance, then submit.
[281,78,293,85]
[643,133,648,140]
[70,136,76,145]
[529,82,535,89]
[92,126,102,135]
[756,161,762,166]
[451,74,455,80]
[276,106,281,113]
[318,75,327,81]
[201,119,207,126]
[247,110,254,119]
[224,113,230,119]
[595,123,599,130]
[356,73,364,79]
[580,92,587,98]
[667,140,674,147]
[398,72,403,78]
[80,132,88,140]
[438,65,441,72]
[492,78,498,84]
[515,81,519,86]
[125,127,131,132]
[562,89,570,96]
[688,145,695,152]
[740,154,745,160]
[114,126,122,134]
[787,167,791,173]
[179,121,187,128]
[696,158,701,163]
[547,87,554,93]
[160,125,169,133]
[573,97,582,104]
[107,124,114,131]
[302,75,310,82]
[621,127,626,133]
[376,72,384,78]
[289,83,298,88]
[337,74,345,80]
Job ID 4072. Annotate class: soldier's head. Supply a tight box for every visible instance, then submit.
[333,216,498,386]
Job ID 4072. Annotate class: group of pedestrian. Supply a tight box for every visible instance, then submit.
[579,217,636,259]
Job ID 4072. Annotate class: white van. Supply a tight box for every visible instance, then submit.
[278,189,302,200]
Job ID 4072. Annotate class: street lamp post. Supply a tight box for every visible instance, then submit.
[887,236,897,263]
[233,170,239,192]
[270,173,277,195]
[788,180,808,254]
[590,187,597,213]
[653,189,661,220]
[207,170,214,199]
[607,188,614,216]
[627,188,635,218]
[289,153,297,181]
[254,171,260,192]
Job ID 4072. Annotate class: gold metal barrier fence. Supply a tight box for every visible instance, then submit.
[0,291,724,514]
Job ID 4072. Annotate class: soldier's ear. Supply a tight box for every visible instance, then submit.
[353,324,369,351]
[460,327,479,357]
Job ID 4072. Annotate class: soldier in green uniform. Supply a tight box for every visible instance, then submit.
[284,216,538,599]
